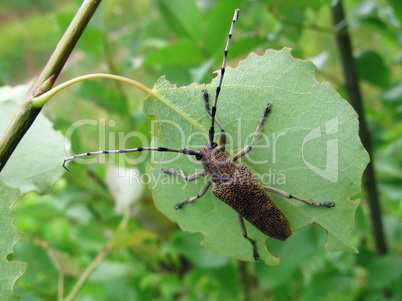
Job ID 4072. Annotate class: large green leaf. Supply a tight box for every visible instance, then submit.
[144,48,367,265]
[0,181,26,300]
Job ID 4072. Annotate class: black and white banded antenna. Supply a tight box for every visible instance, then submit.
[62,9,240,171]
[208,8,239,148]
[63,147,202,171]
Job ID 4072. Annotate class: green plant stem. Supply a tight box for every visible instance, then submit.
[331,0,387,255]
[64,244,111,301]
[0,0,102,172]
[31,73,157,108]
[62,207,132,301]
[35,238,65,301]
[31,72,204,133]
[238,261,253,300]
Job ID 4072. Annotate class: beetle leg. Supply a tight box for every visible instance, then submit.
[232,104,272,162]
[263,186,335,207]
[162,169,206,181]
[174,181,212,209]
[238,214,259,260]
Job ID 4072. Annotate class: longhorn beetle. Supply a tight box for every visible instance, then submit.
[63,9,335,260]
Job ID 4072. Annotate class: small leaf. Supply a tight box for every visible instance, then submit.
[0,83,67,194]
[110,228,158,249]
[201,0,246,57]
[156,0,201,43]
[355,50,390,88]
[381,82,402,103]
[40,243,81,277]
[144,48,367,264]
[0,181,26,300]
[387,0,402,23]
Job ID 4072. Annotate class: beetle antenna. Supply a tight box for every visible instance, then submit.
[63,147,202,171]
[208,8,239,148]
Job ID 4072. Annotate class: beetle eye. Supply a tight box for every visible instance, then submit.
[207,142,218,149]
[195,152,203,160]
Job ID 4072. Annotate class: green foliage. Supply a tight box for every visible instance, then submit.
[147,49,365,264]
[355,50,390,88]
[0,0,401,300]
[0,181,26,301]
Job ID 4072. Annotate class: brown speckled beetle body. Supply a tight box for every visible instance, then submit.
[201,145,292,241]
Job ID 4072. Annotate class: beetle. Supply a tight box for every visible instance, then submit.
[63,9,335,259]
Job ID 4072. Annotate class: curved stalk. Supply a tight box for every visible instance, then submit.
[31,73,157,108]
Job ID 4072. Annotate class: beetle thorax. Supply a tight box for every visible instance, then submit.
[200,145,236,184]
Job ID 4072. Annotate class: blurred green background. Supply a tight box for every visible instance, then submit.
[1,0,401,300]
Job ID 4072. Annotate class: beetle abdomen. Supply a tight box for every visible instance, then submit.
[212,164,292,241]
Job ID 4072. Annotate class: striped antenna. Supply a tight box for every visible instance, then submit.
[63,9,239,170]
[63,147,201,171]
[208,8,239,148]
